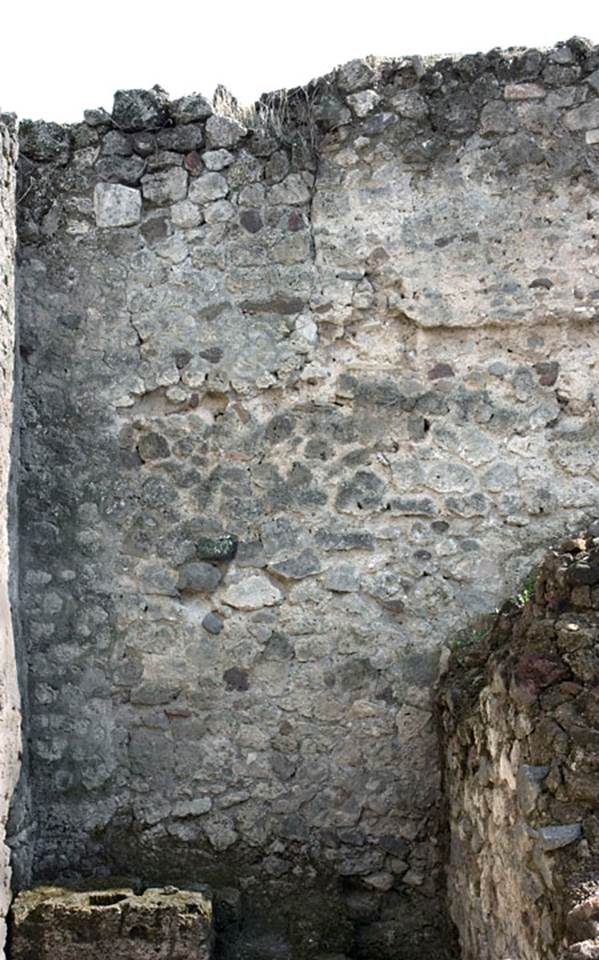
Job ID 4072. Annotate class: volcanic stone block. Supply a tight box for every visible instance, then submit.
[10,885,214,960]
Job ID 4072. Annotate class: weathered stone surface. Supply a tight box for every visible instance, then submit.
[440,527,599,960]
[141,167,188,204]
[0,115,22,960]
[10,886,213,959]
[565,98,599,130]
[171,93,213,124]
[178,562,221,593]
[112,87,169,130]
[188,172,228,204]
[94,183,142,227]
[221,575,282,609]
[205,114,246,148]
[8,39,599,960]
[19,120,70,162]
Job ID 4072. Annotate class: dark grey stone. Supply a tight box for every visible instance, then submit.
[112,87,169,131]
[178,561,222,593]
[202,612,224,635]
[196,535,238,562]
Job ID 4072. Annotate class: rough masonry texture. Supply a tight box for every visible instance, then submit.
[1,35,599,960]
[11,884,213,959]
[440,527,599,960]
[0,114,20,958]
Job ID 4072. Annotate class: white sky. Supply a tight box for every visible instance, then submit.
[2,0,598,122]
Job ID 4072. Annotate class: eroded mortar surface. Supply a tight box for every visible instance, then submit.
[10,37,599,959]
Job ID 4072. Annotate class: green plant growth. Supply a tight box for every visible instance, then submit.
[515,568,537,607]
[448,612,496,665]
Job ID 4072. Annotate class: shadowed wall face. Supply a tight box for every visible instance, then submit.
[0,115,20,959]
[13,39,599,959]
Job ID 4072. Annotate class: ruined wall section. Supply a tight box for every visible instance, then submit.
[15,38,599,959]
[440,527,599,960]
[0,114,21,959]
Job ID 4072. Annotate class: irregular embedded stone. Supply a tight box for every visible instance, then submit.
[157,125,204,152]
[137,432,170,461]
[565,939,599,958]
[202,149,234,170]
[132,133,156,156]
[173,797,212,816]
[567,895,599,943]
[362,871,394,891]
[221,575,282,610]
[10,885,213,959]
[335,470,385,513]
[517,764,549,815]
[504,82,546,100]
[239,209,263,233]
[84,107,111,127]
[95,155,146,186]
[262,631,294,660]
[538,823,582,851]
[196,535,238,562]
[568,562,599,586]
[500,132,545,166]
[347,90,381,117]
[142,167,188,204]
[19,121,70,162]
[337,58,375,92]
[565,100,599,131]
[269,174,311,205]
[223,666,249,691]
[205,115,247,148]
[480,101,518,136]
[315,528,375,552]
[171,200,203,228]
[101,131,132,156]
[171,93,213,124]
[387,496,436,517]
[312,95,352,129]
[94,183,141,227]
[240,296,304,316]
[323,564,360,593]
[534,360,559,385]
[586,129,599,145]
[428,362,454,380]
[112,87,169,130]
[202,612,224,635]
[268,549,321,579]
[188,172,228,204]
[204,200,235,223]
[178,561,222,593]
[392,89,429,120]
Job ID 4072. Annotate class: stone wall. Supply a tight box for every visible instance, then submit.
[13,38,599,959]
[440,526,599,960]
[0,114,21,959]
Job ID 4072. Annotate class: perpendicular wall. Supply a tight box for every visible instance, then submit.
[0,113,21,960]
[13,39,599,958]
